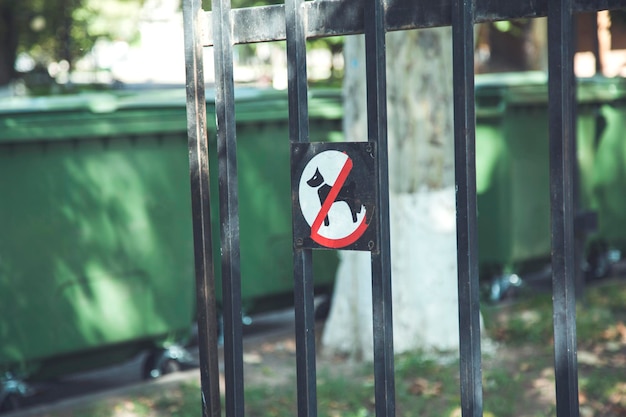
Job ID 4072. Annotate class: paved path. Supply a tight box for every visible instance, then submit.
[3,308,298,417]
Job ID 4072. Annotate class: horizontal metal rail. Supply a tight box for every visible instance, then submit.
[200,0,626,46]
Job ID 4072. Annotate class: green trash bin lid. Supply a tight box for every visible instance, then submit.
[0,87,342,143]
[475,71,626,111]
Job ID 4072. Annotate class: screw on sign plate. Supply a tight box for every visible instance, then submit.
[292,142,378,252]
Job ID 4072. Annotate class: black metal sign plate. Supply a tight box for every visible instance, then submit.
[291,142,378,252]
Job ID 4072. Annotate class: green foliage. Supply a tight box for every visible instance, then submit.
[482,293,553,344]
[482,281,626,346]
[244,383,296,417]
[491,19,529,37]
[394,353,461,417]
[1,0,344,87]
[151,381,203,417]
[0,0,144,85]
[202,0,344,87]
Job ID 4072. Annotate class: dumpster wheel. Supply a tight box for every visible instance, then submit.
[0,393,20,413]
[142,345,194,380]
[0,374,30,413]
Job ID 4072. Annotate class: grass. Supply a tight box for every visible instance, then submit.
[37,279,626,417]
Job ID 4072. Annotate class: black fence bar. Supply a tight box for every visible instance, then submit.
[451,0,483,416]
[548,0,580,415]
[200,0,626,46]
[285,0,318,415]
[212,0,246,415]
[364,0,395,415]
[182,1,222,416]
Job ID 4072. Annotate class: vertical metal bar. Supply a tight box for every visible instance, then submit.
[212,0,245,415]
[364,0,395,416]
[569,18,585,301]
[285,0,317,415]
[182,1,221,417]
[451,1,483,417]
[548,0,580,415]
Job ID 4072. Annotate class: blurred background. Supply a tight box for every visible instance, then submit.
[2,1,626,96]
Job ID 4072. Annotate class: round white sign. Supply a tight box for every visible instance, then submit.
[298,150,368,248]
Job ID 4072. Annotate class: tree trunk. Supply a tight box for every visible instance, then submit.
[0,3,19,86]
[475,19,548,73]
[322,28,472,360]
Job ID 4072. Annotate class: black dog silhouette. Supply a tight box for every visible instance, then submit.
[307,168,362,226]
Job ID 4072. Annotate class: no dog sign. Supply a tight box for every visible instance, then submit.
[291,142,378,252]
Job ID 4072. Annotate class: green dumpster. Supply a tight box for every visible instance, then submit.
[475,72,619,283]
[0,87,341,399]
[0,91,197,388]
[588,79,626,257]
[216,89,342,314]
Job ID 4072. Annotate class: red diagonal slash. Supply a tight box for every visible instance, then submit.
[310,155,368,248]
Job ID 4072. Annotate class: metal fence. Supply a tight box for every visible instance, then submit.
[182,1,626,417]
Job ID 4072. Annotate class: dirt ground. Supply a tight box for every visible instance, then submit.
[8,279,626,417]
[234,295,626,417]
